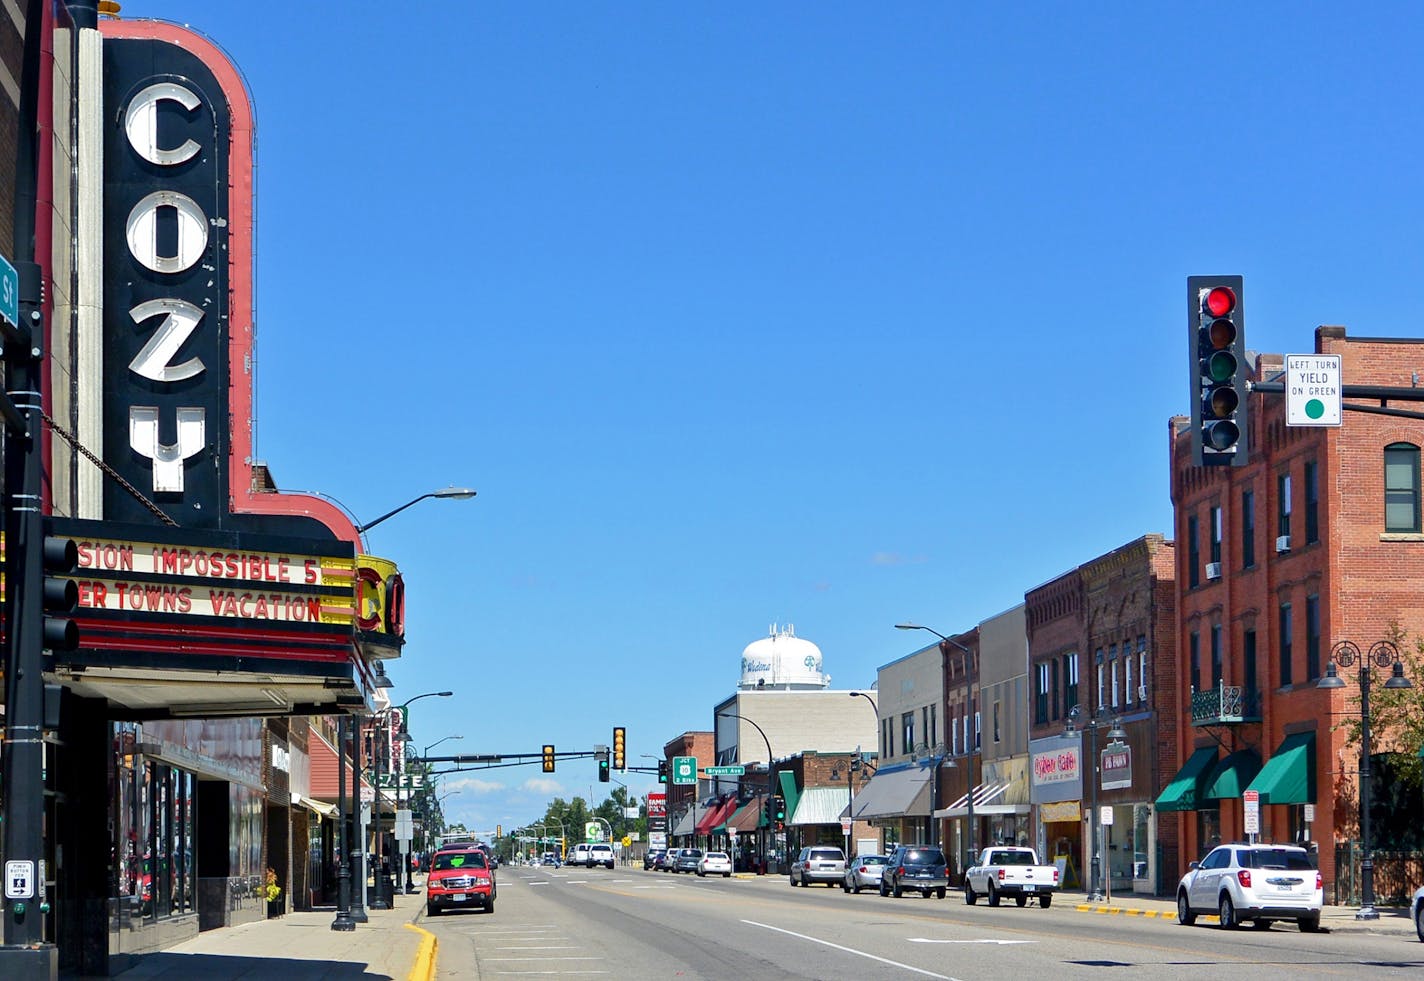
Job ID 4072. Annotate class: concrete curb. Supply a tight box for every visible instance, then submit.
[404,921,438,981]
[1074,902,1216,923]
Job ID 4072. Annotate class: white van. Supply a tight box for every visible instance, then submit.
[569,843,593,867]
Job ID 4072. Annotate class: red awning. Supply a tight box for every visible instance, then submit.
[695,797,737,835]
[308,729,373,802]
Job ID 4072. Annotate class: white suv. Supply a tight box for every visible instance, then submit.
[1176,843,1322,931]
[588,844,615,869]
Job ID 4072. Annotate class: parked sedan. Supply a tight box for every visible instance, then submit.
[675,848,704,873]
[843,854,889,894]
[697,851,732,877]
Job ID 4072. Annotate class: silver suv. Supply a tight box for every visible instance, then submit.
[1176,842,1322,931]
[790,846,846,887]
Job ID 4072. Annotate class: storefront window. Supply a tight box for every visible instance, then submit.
[1132,804,1151,884]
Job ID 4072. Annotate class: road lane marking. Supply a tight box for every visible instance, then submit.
[740,920,959,980]
[907,938,1036,945]
[494,946,579,951]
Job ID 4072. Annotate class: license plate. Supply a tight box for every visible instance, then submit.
[451,893,467,902]
[1024,885,1035,891]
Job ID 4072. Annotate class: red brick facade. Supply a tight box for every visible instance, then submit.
[1170,326,1424,899]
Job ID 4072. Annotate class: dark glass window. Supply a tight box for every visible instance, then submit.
[1385,443,1421,533]
[1210,506,1222,564]
[1278,473,1292,539]
[1188,515,1200,588]
[1190,631,1201,693]
[1211,624,1223,688]
[1244,628,1258,696]
[1242,489,1255,567]
[1279,603,1293,687]
[1306,594,1321,680]
[1305,462,1319,544]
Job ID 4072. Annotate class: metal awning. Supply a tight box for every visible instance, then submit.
[789,787,853,826]
[671,808,697,837]
[1246,732,1315,804]
[935,781,1029,818]
[1204,749,1261,799]
[846,764,932,819]
[728,796,767,832]
[296,796,338,818]
[1154,746,1219,812]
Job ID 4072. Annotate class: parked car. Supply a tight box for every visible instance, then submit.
[698,851,732,877]
[963,846,1057,907]
[843,854,889,893]
[675,848,704,873]
[1176,842,1322,931]
[644,849,667,871]
[1412,885,1424,942]
[789,846,846,887]
[426,849,495,916]
[656,849,679,871]
[881,845,949,899]
[589,844,615,869]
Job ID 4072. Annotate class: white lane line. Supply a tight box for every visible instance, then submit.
[482,957,605,962]
[490,973,608,976]
[494,946,579,951]
[907,938,1036,945]
[527,882,550,886]
[740,920,958,981]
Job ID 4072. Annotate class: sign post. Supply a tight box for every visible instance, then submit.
[1243,790,1260,841]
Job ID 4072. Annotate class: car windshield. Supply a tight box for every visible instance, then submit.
[904,849,945,865]
[1240,848,1314,871]
[809,849,842,860]
[435,852,487,871]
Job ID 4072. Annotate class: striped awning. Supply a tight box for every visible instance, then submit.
[789,787,853,826]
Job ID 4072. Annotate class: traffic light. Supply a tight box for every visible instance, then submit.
[597,748,610,782]
[772,795,786,822]
[1189,275,1248,467]
[497,824,502,838]
[612,727,626,771]
[657,759,669,784]
[42,535,79,650]
[542,744,556,773]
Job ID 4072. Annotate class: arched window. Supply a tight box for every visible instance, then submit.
[1384,442,1421,532]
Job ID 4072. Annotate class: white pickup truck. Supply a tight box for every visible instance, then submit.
[963,846,1060,908]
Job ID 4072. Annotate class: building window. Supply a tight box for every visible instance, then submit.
[1125,650,1134,706]
[929,704,937,749]
[1211,623,1223,688]
[1306,594,1321,681]
[1138,636,1147,702]
[1097,660,1105,711]
[1035,663,1050,725]
[1111,654,1120,708]
[1051,659,1060,722]
[902,712,915,754]
[1190,630,1201,693]
[1385,443,1422,533]
[1188,514,1200,588]
[974,709,981,750]
[1305,461,1319,544]
[1244,628,1257,696]
[993,701,1002,743]
[1278,472,1292,539]
[1210,505,1223,564]
[1242,489,1255,567]
[1065,652,1079,713]
[1279,603,1293,687]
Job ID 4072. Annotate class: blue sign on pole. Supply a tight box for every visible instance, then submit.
[0,254,18,330]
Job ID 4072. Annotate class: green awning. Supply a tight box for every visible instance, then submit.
[1155,746,1219,812]
[779,771,801,825]
[1246,732,1315,804]
[1204,749,1261,799]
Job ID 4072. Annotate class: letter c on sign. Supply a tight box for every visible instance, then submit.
[355,566,382,631]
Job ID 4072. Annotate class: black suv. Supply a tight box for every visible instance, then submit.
[880,845,949,899]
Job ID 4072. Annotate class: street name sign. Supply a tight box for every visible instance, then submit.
[0,253,17,330]
[705,765,745,776]
[1285,354,1342,426]
[673,756,697,785]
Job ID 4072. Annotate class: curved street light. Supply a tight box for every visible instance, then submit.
[372,690,453,908]
[356,486,477,534]
[1318,639,1413,919]
[719,711,775,874]
[895,623,969,859]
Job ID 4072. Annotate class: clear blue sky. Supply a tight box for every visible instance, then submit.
[131,1,1424,836]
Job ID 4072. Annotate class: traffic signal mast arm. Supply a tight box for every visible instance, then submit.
[1251,379,1424,422]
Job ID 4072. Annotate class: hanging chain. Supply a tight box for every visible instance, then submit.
[41,409,178,526]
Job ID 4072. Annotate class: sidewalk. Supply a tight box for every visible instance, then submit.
[113,900,434,981]
[1059,888,1417,936]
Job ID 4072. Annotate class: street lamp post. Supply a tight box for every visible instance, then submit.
[1318,639,1413,920]
[373,691,452,907]
[407,735,460,890]
[895,624,971,861]
[1066,705,1124,903]
[355,487,476,536]
[719,711,774,874]
[330,715,356,931]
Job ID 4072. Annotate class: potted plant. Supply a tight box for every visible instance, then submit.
[263,868,284,917]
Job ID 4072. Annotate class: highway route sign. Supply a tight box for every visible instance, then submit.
[673,756,697,785]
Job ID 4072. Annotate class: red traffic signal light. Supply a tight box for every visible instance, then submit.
[1188,276,1248,466]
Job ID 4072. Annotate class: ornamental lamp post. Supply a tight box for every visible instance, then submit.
[719,711,775,874]
[1317,639,1412,920]
[1065,705,1125,903]
[895,623,971,860]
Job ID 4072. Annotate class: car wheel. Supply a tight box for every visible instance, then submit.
[842,881,850,892]
[893,883,903,899]
[965,883,977,905]
[1298,914,1321,933]
[1040,893,1052,908]
[723,873,730,878]
[698,871,705,877]
[1015,895,1027,908]
[880,880,889,897]
[1176,890,1195,925]
[937,887,946,899]
[426,904,438,917]
[987,882,1000,907]
[921,889,930,898]
[1414,901,1424,942]
[853,884,861,894]
[1218,893,1237,929]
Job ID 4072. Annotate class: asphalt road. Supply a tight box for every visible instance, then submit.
[420,865,1424,980]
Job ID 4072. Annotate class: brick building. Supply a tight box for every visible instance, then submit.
[1169,326,1424,903]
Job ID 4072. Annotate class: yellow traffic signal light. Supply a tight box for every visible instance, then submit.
[612,727,626,770]
[542,744,556,773]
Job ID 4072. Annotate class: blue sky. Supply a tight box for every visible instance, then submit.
[131,1,1424,835]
